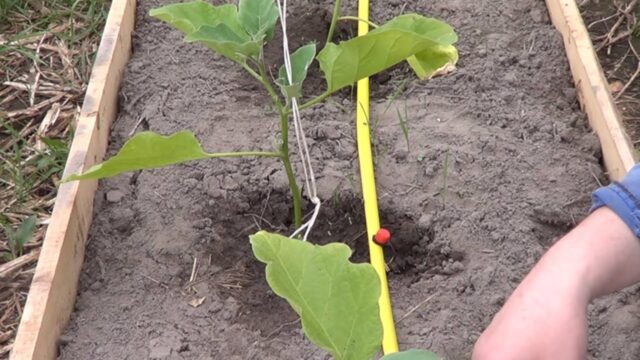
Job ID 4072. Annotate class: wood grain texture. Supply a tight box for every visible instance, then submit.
[545,0,637,180]
[10,1,136,358]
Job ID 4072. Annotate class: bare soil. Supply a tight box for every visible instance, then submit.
[58,1,640,359]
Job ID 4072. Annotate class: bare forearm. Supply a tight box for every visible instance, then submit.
[573,207,640,298]
[473,207,640,360]
[474,162,640,360]
[532,207,640,302]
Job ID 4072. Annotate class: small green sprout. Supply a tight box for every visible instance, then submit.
[397,100,410,153]
[2,215,36,260]
[441,148,450,207]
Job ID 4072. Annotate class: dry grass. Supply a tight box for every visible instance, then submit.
[582,0,640,148]
[0,0,107,357]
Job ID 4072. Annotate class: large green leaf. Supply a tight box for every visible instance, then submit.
[150,1,259,63]
[317,14,458,92]
[381,349,441,360]
[185,24,262,62]
[276,43,316,99]
[250,231,382,360]
[238,0,279,41]
[149,2,244,36]
[62,131,265,182]
[407,44,458,80]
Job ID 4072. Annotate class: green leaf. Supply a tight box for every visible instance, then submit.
[250,231,382,360]
[317,14,458,93]
[407,44,458,80]
[40,137,67,152]
[8,215,37,256]
[150,1,258,63]
[149,2,244,35]
[276,43,316,99]
[62,131,209,182]
[381,349,441,360]
[185,24,262,62]
[238,0,279,41]
[63,131,280,182]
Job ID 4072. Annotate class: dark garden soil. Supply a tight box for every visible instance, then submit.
[58,0,640,359]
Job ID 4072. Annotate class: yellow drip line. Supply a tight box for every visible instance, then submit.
[356,0,399,354]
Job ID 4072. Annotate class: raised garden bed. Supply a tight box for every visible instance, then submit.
[11,0,640,359]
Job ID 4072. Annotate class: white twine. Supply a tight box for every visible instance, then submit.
[275,0,321,241]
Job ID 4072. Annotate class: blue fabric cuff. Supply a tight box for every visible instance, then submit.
[591,163,640,238]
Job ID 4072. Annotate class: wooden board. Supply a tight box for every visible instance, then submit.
[10,1,136,359]
[545,0,637,180]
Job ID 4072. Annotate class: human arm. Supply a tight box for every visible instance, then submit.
[472,205,640,360]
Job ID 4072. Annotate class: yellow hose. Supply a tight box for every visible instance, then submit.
[356,0,399,354]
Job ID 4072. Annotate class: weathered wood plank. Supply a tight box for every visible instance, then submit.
[545,0,637,180]
[10,1,136,359]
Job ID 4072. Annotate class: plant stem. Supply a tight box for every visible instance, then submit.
[257,62,282,108]
[241,62,262,82]
[325,0,341,46]
[243,61,282,107]
[278,108,303,228]
[296,91,331,112]
[205,151,281,159]
[338,16,379,29]
[254,60,303,228]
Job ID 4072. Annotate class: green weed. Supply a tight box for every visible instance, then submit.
[1,119,70,207]
[441,148,450,206]
[1,215,37,260]
[397,100,410,152]
[373,78,408,132]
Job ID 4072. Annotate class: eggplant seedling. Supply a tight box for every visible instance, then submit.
[65,0,457,228]
[64,0,458,358]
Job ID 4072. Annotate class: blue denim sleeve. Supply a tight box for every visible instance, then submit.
[591,163,640,237]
